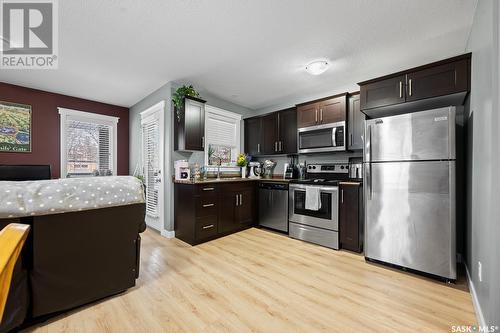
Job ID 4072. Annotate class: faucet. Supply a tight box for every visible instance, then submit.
[217,158,222,180]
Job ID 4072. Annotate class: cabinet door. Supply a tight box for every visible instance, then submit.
[406,59,469,102]
[244,117,262,156]
[297,102,319,128]
[261,113,279,155]
[360,75,405,110]
[278,108,297,154]
[219,189,238,233]
[236,186,255,227]
[339,183,361,252]
[184,98,205,151]
[348,94,364,150]
[318,96,346,124]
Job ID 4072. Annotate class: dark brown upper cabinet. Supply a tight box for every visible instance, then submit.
[405,59,469,102]
[261,113,279,155]
[358,53,471,118]
[347,92,364,151]
[174,96,206,151]
[278,108,297,154]
[359,75,406,111]
[244,117,262,155]
[297,94,347,128]
[244,107,297,156]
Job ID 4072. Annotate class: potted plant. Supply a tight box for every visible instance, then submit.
[236,153,250,178]
[172,85,200,122]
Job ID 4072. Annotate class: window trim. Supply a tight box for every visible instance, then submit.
[204,105,242,167]
[58,107,119,178]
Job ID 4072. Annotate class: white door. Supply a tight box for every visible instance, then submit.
[140,102,165,231]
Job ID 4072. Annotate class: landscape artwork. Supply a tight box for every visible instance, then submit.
[0,101,32,152]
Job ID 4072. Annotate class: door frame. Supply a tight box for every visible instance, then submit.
[140,101,165,232]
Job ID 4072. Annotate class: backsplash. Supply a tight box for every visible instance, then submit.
[254,152,362,176]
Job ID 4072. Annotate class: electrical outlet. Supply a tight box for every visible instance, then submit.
[478,261,482,282]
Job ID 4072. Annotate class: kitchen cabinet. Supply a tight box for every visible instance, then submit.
[339,182,363,253]
[261,113,279,155]
[174,96,206,151]
[278,108,297,154]
[243,108,297,156]
[359,75,406,111]
[219,182,256,233]
[358,54,471,117]
[347,93,364,151]
[297,94,347,128]
[174,181,256,245]
[244,117,262,155]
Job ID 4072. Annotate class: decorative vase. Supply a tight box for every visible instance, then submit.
[241,166,247,178]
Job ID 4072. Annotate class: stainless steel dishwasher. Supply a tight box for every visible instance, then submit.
[258,182,289,233]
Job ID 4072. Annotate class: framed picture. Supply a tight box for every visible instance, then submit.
[0,101,32,153]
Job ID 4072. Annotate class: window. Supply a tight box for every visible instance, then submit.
[59,108,119,178]
[204,105,242,166]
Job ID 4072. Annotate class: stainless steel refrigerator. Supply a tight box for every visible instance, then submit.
[364,106,458,280]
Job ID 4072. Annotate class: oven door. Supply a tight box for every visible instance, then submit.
[298,121,345,153]
[288,184,339,231]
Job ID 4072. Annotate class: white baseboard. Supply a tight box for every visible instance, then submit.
[161,229,175,238]
[465,264,487,327]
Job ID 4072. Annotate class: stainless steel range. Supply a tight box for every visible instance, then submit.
[288,163,349,249]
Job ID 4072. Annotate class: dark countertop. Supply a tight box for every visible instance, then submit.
[173,176,293,185]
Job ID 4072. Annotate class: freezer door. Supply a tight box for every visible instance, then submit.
[364,107,456,162]
[364,161,456,279]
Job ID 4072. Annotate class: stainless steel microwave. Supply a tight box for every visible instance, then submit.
[298,121,346,153]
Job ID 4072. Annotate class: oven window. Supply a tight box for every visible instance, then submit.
[299,128,333,149]
[293,190,332,219]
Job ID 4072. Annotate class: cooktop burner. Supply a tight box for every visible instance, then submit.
[290,163,349,186]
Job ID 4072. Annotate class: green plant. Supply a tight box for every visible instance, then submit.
[172,85,200,121]
[236,153,249,167]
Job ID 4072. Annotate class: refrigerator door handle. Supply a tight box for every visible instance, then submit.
[367,162,372,200]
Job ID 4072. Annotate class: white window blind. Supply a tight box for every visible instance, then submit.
[204,105,242,166]
[59,108,119,178]
[142,120,159,217]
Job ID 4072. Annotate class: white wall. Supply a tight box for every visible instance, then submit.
[465,0,500,326]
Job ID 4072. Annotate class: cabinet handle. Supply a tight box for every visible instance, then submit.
[279,141,282,152]
[341,189,344,203]
[202,224,214,230]
[320,109,323,123]
[202,136,205,148]
[399,81,403,98]
[315,109,318,123]
[257,143,260,153]
[202,203,215,208]
[408,79,412,96]
[202,187,214,191]
[235,194,239,206]
[239,194,243,205]
[275,141,278,152]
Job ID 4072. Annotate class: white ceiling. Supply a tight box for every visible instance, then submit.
[0,0,477,110]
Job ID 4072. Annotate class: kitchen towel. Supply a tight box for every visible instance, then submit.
[305,186,321,211]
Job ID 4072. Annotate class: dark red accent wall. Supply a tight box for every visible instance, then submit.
[0,82,129,178]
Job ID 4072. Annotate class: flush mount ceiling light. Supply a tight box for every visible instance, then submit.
[305,60,329,75]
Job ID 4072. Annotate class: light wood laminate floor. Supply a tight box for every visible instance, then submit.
[23,227,476,333]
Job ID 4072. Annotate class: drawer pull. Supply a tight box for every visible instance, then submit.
[202,203,215,208]
[202,187,214,191]
[202,224,214,230]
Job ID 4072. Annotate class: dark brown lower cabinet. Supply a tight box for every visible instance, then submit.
[339,182,363,253]
[175,181,256,245]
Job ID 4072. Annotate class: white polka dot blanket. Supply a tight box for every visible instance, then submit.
[0,176,145,219]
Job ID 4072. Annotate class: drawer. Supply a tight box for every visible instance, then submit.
[195,216,218,240]
[197,184,218,195]
[196,197,218,217]
[289,222,339,249]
